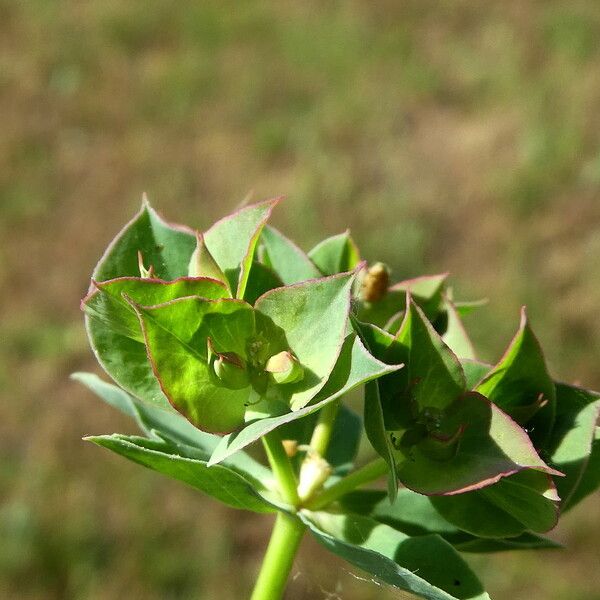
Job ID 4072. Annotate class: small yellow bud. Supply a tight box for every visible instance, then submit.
[360,262,390,302]
[281,440,298,458]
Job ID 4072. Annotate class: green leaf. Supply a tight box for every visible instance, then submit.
[188,232,230,292]
[85,201,198,409]
[441,298,476,360]
[356,273,448,330]
[85,434,277,513]
[460,360,492,390]
[92,198,196,282]
[476,308,556,447]
[133,297,260,433]
[300,510,490,600]
[259,225,321,284]
[398,392,561,495]
[565,427,600,509]
[337,488,560,553]
[308,231,361,275]
[548,382,600,511]
[72,372,272,485]
[397,298,466,411]
[430,470,559,538]
[203,198,280,298]
[243,261,283,306]
[209,333,402,465]
[255,272,355,411]
[83,276,229,340]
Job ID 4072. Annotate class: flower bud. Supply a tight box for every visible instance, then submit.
[298,452,332,501]
[213,352,250,390]
[360,262,390,302]
[265,351,304,385]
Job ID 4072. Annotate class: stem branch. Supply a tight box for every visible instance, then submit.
[305,457,388,510]
[309,400,340,457]
[262,430,300,507]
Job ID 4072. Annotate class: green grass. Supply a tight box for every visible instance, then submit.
[2,1,600,597]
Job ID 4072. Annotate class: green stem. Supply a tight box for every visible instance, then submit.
[309,400,340,457]
[305,457,388,510]
[262,430,300,507]
[250,512,306,600]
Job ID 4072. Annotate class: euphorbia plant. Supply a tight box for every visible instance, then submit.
[74,197,600,599]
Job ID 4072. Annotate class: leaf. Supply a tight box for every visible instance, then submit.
[356,273,448,330]
[85,200,197,408]
[460,360,492,390]
[85,434,277,513]
[397,298,466,411]
[441,298,476,360]
[337,488,560,553]
[255,272,355,411]
[398,392,561,495]
[72,372,272,486]
[308,231,361,275]
[209,333,402,465]
[430,470,560,538]
[243,261,283,306]
[547,382,600,511]
[300,510,490,600]
[92,198,195,282]
[259,225,321,284]
[476,308,556,447]
[83,276,229,340]
[203,198,280,298]
[133,297,260,433]
[188,232,230,292]
[565,427,600,509]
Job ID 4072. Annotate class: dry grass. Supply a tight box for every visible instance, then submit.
[1,1,600,598]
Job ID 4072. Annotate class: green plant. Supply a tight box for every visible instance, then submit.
[74,197,600,600]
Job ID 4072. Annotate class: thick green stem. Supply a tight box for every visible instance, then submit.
[250,512,305,600]
[262,430,300,507]
[309,400,340,457]
[305,457,388,510]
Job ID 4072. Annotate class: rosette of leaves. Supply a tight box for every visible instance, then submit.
[75,197,600,600]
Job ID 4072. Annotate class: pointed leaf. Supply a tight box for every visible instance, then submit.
[83,276,229,340]
[188,232,230,292]
[398,392,561,495]
[441,298,476,360]
[243,261,283,305]
[255,272,355,411]
[92,199,195,282]
[476,308,556,447]
[86,434,277,513]
[565,427,600,509]
[72,372,272,485]
[203,198,280,298]
[259,225,321,284]
[133,297,260,433]
[397,298,466,411]
[357,273,448,330]
[430,470,560,538]
[460,360,492,390]
[300,510,489,600]
[548,382,600,511]
[209,333,402,465]
[308,231,361,275]
[337,488,560,553]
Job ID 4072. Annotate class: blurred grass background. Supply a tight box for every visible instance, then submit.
[1,0,600,598]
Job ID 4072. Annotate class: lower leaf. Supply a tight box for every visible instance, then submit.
[300,510,490,600]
